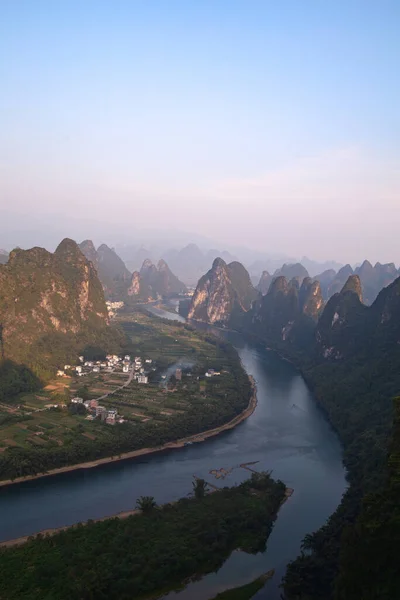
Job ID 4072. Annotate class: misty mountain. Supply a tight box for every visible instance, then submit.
[140,259,187,296]
[0,250,8,265]
[256,271,273,295]
[354,260,399,304]
[161,244,239,286]
[313,268,337,299]
[188,258,257,326]
[300,256,343,277]
[273,262,310,284]
[326,264,354,297]
[250,276,324,347]
[315,261,399,305]
[118,245,155,273]
[79,240,131,299]
[126,259,187,302]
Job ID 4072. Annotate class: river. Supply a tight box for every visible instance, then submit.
[0,306,346,599]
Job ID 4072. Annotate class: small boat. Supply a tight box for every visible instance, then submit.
[184,441,193,446]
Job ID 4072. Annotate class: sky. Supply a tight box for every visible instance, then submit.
[1,0,399,263]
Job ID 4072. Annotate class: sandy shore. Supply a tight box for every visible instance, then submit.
[0,376,258,490]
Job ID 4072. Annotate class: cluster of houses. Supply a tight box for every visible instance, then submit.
[205,369,221,378]
[105,300,125,318]
[71,397,123,425]
[59,353,156,426]
[57,354,152,382]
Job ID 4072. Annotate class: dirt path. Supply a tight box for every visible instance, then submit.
[95,367,134,402]
[0,376,258,489]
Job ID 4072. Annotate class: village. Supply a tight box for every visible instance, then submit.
[57,354,154,426]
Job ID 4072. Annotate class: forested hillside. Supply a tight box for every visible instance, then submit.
[280,278,400,598]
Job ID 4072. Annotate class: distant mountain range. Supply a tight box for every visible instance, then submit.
[187,256,400,349]
[79,240,131,299]
[79,240,186,301]
[255,259,399,306]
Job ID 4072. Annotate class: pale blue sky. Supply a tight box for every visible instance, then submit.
[1,1,399,262]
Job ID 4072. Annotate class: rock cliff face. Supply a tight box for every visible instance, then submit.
[127,271,153,302]
[315,275,369,359]
[140,259,187,297]
[79,240,130,299]
[315,273,400,360]
[188,258,257,325]
[251,276,324,345]
[257,271,272,295]
[0,239,110,372]
[126,259,187,301]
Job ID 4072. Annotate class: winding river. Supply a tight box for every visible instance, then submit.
[0,307,346,599]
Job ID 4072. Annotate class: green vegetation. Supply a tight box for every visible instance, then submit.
[193,477,208,499]
[0,360,41,401]
[0,238,124,381]
[332,397,400,600]
[0,309,252,481]
[211,573,272,599]
[276,281,400,599]
[135,495,157,514]
[282,349,399,598]
[0,473,286,600]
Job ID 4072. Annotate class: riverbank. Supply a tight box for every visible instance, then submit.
[0,376,258,489]
[0,480,294,550]
[0,473,287,600]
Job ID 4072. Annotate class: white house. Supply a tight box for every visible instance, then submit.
[122,365,129,373]
[92,366,100,373]
[71,397,83,404]
[138,375,148,384]
[76,366,82,373]
[57,370,65,377]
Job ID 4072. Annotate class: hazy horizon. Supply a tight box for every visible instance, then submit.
[1,1,399,264]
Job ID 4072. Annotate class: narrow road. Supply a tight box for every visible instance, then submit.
[95,368,134,402]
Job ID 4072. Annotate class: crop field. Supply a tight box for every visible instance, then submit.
[0,309,237,452]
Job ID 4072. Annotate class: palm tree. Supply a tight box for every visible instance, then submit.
[192,477,208,499]
[136,495,157,514]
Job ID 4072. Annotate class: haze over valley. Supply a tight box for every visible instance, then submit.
[0,1,399,600]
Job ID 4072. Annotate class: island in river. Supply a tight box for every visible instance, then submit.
[0,472,286,600]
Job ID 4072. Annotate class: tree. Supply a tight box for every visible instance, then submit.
[77,385,90,401]
[192,477,208,499]
[136,496,157,514]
